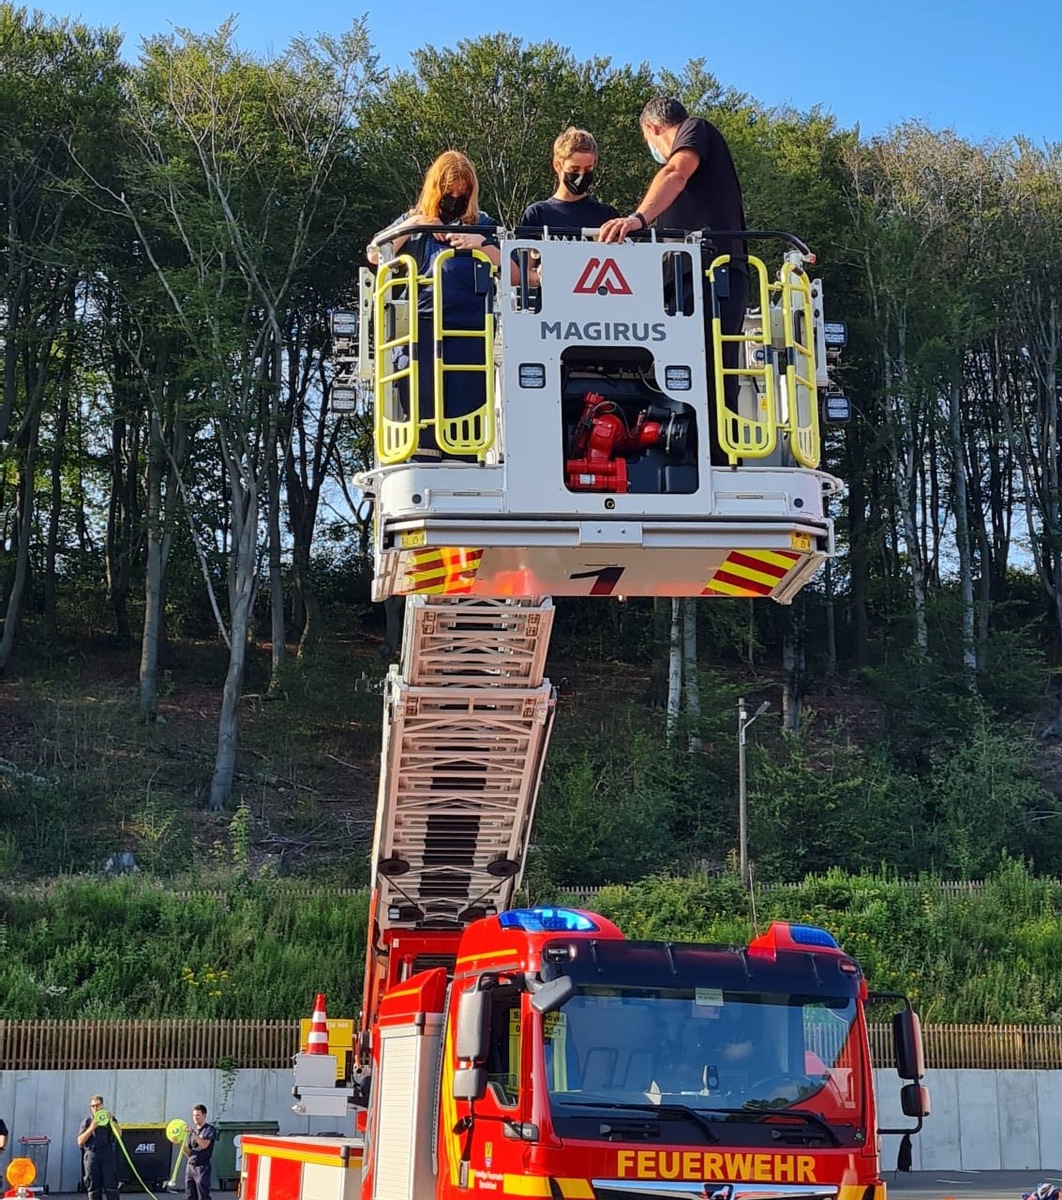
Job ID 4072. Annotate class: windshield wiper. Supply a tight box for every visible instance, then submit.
[733,1106,843,1146]
[556,1100,719,1143]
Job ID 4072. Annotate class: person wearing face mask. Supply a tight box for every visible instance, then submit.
[599,98,748,447]
[367,150,501,458]
[520,127,619,236]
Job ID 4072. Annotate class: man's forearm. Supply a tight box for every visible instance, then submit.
[637,165,689,225]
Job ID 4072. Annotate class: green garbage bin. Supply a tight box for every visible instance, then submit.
[213,1122,280,1191]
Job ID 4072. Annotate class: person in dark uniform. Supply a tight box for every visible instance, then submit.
[76,1096,121,1200]
[184,1104,216,1200]
[599,97,749,445]
[521,127,620,233]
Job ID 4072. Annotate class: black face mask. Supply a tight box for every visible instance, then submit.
[439,194,469,223]
[562,170,594,196]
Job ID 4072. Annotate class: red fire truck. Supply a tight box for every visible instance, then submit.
[239,224,927,1200]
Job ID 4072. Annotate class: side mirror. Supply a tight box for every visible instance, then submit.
[455,986,491,1063]
[452,1067,488,1101]
[531,975,574,1016]
[900,1082,930,1119]
[893,1009,925,1080]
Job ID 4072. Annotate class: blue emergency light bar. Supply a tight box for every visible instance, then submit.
[749,920,840,956]
[788,923,840,948]
[498,907,599,933]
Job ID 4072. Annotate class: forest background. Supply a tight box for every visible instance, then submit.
[4,8,1062,1021]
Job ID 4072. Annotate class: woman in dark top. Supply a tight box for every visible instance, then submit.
[368,151,499,458]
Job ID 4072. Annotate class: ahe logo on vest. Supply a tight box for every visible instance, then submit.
[573,258,632,296]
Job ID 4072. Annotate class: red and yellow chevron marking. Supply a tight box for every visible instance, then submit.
[402,547,483,595]
[702,549,802,598]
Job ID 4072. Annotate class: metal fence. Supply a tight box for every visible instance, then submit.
[0,1019,298,1071]
[868,1022,1062,1071]
[5,1018,1062,1072]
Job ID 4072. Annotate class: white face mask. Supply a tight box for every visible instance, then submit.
[649,142,667,165]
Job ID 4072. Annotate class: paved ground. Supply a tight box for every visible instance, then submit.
[887,1171,1058,1197]
[41,1177,1061,1200]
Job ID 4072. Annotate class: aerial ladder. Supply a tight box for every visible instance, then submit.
[340,227,847,1036]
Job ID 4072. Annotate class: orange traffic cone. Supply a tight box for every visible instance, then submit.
[307,992,329,1054]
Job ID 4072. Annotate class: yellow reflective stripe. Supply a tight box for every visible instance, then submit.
[721,562,787,588]
[556,1180,594,1199]
[753,549,804,570]
[440,1030,462,1186]
[499,1176,551,1196]
[243,1145,362,1168]
[839,1187,883,1200]
[492,1177,591,1199]
[456,948,522,967]
[705,578,760,597]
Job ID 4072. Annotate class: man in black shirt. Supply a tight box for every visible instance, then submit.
[184,1105,216,1200]
[77,1096,122,1200]
[600,98,749,434]
[521,127,619,234]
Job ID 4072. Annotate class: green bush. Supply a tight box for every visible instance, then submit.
[6,863,1062,1021]
[0,878,368,1017]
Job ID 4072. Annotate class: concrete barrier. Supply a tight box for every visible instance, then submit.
[2,1067,1059,1191]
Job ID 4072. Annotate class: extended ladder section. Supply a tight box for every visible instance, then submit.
[370,595,556,933]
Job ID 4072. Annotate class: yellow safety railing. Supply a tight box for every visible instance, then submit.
[707,254,823,469]
[374,254,420,464]
[431,247,496,458]
[708,254,778,465]
[372,247,496,464]
[778,261,821,468]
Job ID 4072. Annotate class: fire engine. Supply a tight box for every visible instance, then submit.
[239,224,928,1200]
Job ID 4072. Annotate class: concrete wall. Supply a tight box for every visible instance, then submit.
[2,1068,1060,1191]
[0,1070,342,1193]
[876,1068,1062,1175]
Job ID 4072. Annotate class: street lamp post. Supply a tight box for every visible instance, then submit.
[738,697,771,887]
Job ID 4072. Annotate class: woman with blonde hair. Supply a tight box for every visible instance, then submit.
[368,151,500,458]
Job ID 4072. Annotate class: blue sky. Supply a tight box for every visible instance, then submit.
[35,0,1062,145]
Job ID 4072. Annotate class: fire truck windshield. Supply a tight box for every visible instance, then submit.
[540,973,867,1145]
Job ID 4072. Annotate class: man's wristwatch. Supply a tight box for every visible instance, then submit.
[631,212,648,230]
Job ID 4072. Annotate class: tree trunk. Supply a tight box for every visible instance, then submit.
[0,418,40,672]
[642,597,670,708]
[139,409,165,718]
[105,412,141,648]
[948,379,977,684]
[209,581,254,810]
[43,386,70,642]
[823,554,837,680]
[292,540,322,658]
[267,447,285,694]
[682,598,702,752]
[208,489,259,810]
[666,598,682,746]
[781,602,805,733]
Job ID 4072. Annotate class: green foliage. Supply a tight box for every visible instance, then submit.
[5,863,1062,1022]
[924,710,1050,876]
[751,726,925,880]
[587,859,1062,1023]
[0,878,368,1017]
[531,725,679,888]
